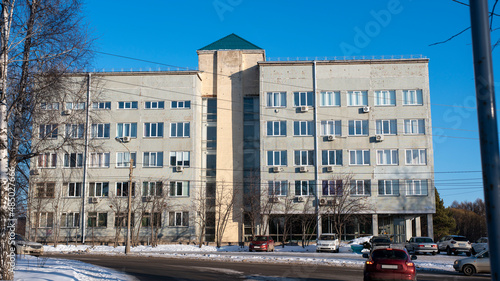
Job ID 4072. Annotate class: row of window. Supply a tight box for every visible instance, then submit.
[266,90,424,107]
[268,179,429,197]
[34,211,189,228]
[41,100,191,111]
[267,149,427,166]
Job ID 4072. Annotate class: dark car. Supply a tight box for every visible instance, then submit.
[365,236,392,251]
[249,235,275,252]
[363,247,417,281]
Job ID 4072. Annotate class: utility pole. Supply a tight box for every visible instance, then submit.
[115,137,133,254]
[469,0,500,279]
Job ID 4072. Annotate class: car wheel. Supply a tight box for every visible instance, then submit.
[446,247,452,255]
[463,264,476,276]
[432,251,437,255]
[335,248,339,253]
[249,249,252,252]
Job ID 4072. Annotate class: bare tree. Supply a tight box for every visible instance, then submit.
[213,180,239,248]
[192,182,211,248]
[297,196,317,248]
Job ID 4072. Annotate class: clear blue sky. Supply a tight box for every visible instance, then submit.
[82,0,498,206]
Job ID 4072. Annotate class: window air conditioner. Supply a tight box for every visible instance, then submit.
[299,166,308,173]
[375,134,384,142]
[272,166,283,173]
[362,106,370,113]
[326,166,334,172]
[122,136,131,142]
[327,135,335,141]
[62,110,72,116]
[175,166,183,172]
[319,198,327,206]
[296,196,305,202]
[300,106,309,112]
[90,197,99,204]
[30,169,39,176]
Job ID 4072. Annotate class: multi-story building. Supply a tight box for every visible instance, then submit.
[29,34,435,244]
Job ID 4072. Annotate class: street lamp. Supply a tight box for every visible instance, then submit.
[115,137,133,254]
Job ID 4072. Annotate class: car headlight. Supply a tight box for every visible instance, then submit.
[262,243,268,246]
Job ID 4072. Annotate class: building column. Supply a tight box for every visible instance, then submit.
[427,214,434,239]
[372,214,379,236]
[415,216,421,237]
[262,214,269,235]
[317,214,322,236]
[405,218,412,242]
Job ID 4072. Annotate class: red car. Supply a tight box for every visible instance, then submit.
[363,247,417,281]
[249,235,275,252]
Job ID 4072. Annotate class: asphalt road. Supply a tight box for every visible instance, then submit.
[47,254,491,281]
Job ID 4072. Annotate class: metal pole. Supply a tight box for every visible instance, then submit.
[81,73,91,243]
[312,61,321,239]
[469,1,500,279]
[126,157,133,254]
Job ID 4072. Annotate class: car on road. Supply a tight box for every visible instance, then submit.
[249,235,274,252]
[316,233,339,253]
[437,235,472,256]
[471,237,488,255]
[362,246,417,281]
[453,249,490,276]
[405,236,438,255]
[14,234,44,255]
[365,236,392,251]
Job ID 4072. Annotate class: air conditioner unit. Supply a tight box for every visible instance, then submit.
[175,166,183,172]
[89,197,99,204]
[299,166,308,173]
[362,106,370,113]
[296,196,305,202]
[375,134,385,142]
[300,106,309,112]
[268,197,280,203]
[326,166,334,172]
[62,109,72,116]
[327,135,335,141]
[122,136,131,142]
[319,198,327,206]
[272,166,283,173]
[29,169,39,176]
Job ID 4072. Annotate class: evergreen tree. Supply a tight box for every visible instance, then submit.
[433,189,457,241]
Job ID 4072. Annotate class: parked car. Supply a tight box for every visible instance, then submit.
[362,246,417,281]
[453,249,490,276]
[437,235,472,256]
[365,236,392,251]
[14,234,44,255]
[316,233,339,253]
[405,237,438,255]
[471,237,488,255]
[249,235,274,252]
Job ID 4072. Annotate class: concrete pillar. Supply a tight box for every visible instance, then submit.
[372,214,379,236]
[427,214,434,239]
[405,218,412,242]
[262,214,269,235]
[317,214,322,236]
[415,216,421,237]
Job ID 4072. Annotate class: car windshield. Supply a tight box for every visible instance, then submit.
[416,238,433,243]
[320,235,337,240]
[372,249,408,260]
[254,236,269,241]
[453,237,468,242]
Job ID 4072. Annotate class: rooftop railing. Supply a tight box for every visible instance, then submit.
[266,54,427,62]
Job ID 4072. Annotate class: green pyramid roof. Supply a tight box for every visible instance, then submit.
[199,33,262,50]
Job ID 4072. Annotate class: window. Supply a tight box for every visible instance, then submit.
[294,150,315,166]
[294,180,316,196]
[403,90,423,105]
[36,183,55,198]
[115,213,135,227]
[88,212,107,227]
[91,123,110,138]
[116,182,136,197]
[169,211,189,226]
[406,179,428,195]
[404,119,425,135]
[145,101,165,109]
[321,120,341,136]
[170,122,190,137]
[170,151,190,167]
[207,98,217,121]
[90,152,110,168]
[293,92,313,107]
[267,151,287,166]
[67,182,82,197]
[65,124,85,139]
[374,90,396,106]
[171,101,191,109]
[347,91,368,106]
[350,180,371,196]
[293,121,314,136]
[37,153,57,168]
[267,121,286,136]
[378,180,400,196]
[376,120,397,135]
[117,123,137,138]
[92,101,111,109]
[116,152,136,167]
[268,181,288,196]
[142,181,163,197]
[89,182,109,197]
[142,212,161,227]
[169,181,189,197]
[348,120,368,136]
[66,102,85,110]
[144,123,164,138]
[320,91,340,107]
[405,149,427,165]
[63,153,83,168]
[377,150,398,165]
[349,150,370,165]
[322,180,343,196]
[118,101,138,109]
[37,212,54,228]
[39,124,58,139]
[322,150,343,166]
[40,102,59,110]
[143,152,163,167]
[266,92,286,107]
[61,212,80,228]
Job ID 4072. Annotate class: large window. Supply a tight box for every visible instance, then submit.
[350,180,371,196]
[267,151,287,166]
[142,181,163,197]
[92,101,111,109]
[405,149,427,165]
[169,211,189,226]
[144,123,164,138]
[40,102,59,110]
[404,119,425,135]
[91,123,110,138]
[118,101,138,109]
[63,153,83,168]
[170,151,190,167]
[145,101,165,109]
[321,120,341,136]
[171,101,191,109]
[143,152,163,168]
[378,180,400,196]
[116,152,136,167]
[406,179,428,195]
[403,90,423,105]
[36,183,55,198]
[89,182,109,197]
[170,122,190,137]
[169,181,189,197]
[376,120,397,135]
[347,91,368,106]
[87,212,107,227]
[374,90,396,106]
[268,181,288,196]
[61,212,80,228]
[37,212,54,228]
[90,152,110,168]
[37,153,57,168]
[66,102,85,110]
[322,180,343,196]
[294,92,313,107]
[65,124,85,139]
[115,213,134,227]
[266,92,286,107]
[294,150,314,166]
[142,212,161,227]
[117,123,137,138]
[293,121,314,136]
[39,124,58,139]
[349,150,370,165]
[377,149,398,165]
[267,121,286,136]
[67,182,82,197]
[320,91,340,107]
[322,150,343,166]
[348,120,368,136]
[295,180,316,196]
[116,182,136,197]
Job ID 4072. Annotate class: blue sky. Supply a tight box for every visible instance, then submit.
[83,0,497,206]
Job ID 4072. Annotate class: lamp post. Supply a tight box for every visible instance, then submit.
[115,137,133,254]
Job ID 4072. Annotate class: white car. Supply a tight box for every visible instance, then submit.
[471,237,488,255]
[437,235,472,256]
[316,233,339,253]
[405,236,438,255]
